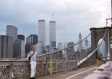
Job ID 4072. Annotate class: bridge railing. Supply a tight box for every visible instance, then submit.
[37,54,77,77]
[0,58,30,79]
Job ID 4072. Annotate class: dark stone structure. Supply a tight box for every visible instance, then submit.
[79,27,112,67]
[90,27,112,61]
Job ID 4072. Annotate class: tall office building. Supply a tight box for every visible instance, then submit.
[38,19,46,53]
[6,25,18,58]
[0,35,13,58]
[13,35,25,58]
[17,35,25,40]
[26,34,38,45]
[6,25,17,41]
[25,34,38,55]
[49,20,56,48]
[78,32,83,52]
[38,19,46,47]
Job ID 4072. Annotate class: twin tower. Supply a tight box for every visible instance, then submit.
[38,19,56,49]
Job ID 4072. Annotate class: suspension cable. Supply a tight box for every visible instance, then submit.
[77,31,107,66]
[38,33,91,57]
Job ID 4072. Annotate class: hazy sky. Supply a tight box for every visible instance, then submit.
[0,0,111,44]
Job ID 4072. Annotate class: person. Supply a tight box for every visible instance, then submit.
[27,44,38,79]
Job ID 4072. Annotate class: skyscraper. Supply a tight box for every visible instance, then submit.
[0,35,13,58]
[78,32,83,52]
[6,25,18,58]
[25,34,38,55]
[38,19,46,47]
[6,25,17,41]
[49,20,56,48]
[26,34,38,45]
[13,35,25,58]
[38,19,46,53]
[17,35,25,40]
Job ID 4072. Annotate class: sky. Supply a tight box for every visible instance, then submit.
[0,0,111,45]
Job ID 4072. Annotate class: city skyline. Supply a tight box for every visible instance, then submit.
[0,0,111,44]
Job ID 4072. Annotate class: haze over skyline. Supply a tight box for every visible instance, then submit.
[0,0,111,44]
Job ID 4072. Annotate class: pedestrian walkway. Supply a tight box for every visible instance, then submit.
[38,65,96,79]
[84,61,112,79]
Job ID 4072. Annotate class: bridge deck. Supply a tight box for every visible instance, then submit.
[38,65,96,79]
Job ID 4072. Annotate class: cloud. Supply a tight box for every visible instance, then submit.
[0,0,111,43]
